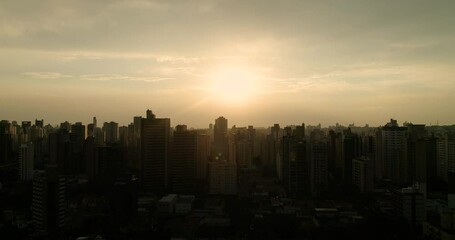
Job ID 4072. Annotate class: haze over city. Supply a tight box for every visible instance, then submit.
[2,0,455,127]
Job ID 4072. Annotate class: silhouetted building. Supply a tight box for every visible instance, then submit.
[97,145,126,185]
[32,165,66,235]
[448,171,455,208]
[49,129,70,174]
[406,124,428,190]
[209,161,237,195]
[197,134,210,180]
[328,129,348,184]
[87,117,97,137]
[103,121,119,144]
[119,125,128,145]
[426,135,438,186]
[437,134,455,181]
[343,128,361,183]
[234,126,255,168]
[282,128,309,196]
[382,119,407,184]
[140,110,170,193]
[109,175,138,227]
[19,142,34,181]
[213,117,228,160]
[84,136,97,182]
[59,121,70,132]
[0,132,13,164]
[171,125,197,194]
[392,185,425,226]
[70,122,86,173]
[352,156,374,192]
[309,130,328,196]
[35,119,44,128]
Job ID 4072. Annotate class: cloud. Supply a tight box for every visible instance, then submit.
[389,41,438,49]
[80,74,172,83]
[23,71,171,83]
[22,72,72,79]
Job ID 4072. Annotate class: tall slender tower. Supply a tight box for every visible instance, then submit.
[171,125,197,194]
[140,110,170,194]
[382,119,407,185]
[32,165,66,235]
[19,142,34,181]
[213,117,228,160]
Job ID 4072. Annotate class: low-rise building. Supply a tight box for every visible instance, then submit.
[157,194,178,213]
[175,195,195,214]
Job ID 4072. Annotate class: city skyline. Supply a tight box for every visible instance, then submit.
[2,0,455,127]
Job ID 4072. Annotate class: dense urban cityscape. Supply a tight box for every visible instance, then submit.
[1,110,455,239]
[2,1,455,239]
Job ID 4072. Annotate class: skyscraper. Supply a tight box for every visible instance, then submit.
[197,134,211,181]
[32,165,66,235]
[437,134,455,182]
[213,117,228,160]
[309,129,328,196]
[140,110,170,194]
[70,122,86,173]
[406,124,428,186]
[49,129,70,173]
[103,121,119,144]
[171,125,197,194]
[342,128,361,183]
[352,156,374,192]
[19,142,34,181]
[282,127,309,196]
[382,119,407,185]
[209,160,237,195]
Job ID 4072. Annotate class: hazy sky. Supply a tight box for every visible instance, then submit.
[1,0,454,128]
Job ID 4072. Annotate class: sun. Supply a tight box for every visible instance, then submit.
[209,65,258,104]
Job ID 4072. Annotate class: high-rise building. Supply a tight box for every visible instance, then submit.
[132,116,143,167]
[59,121,71,132]
[382,119,407,184]
[119,126,129,146]
[342,128,361,183]
[19,142,34,181]
[375,128,384,180]
[70,122,86,154]
[228,131,236,164]
[103,121,119,144]
[213,117,228,160]
[109,175,138,227]
[234,126,255,168]
[49,129,70,173]
[426,135,438,185]
[437,134,455,182]
[392,185,425,226]
[309,130,328,196]
[406,124,428,187]
[84,136,97,182]
[32,165,66,235]
[97,145,126,185]
[209,160,237,195]
[87,117,97,137]
[140,110,170,194]
[0,131,13,164]
[282,128,309,196]
[35,119,44,128]
[197,134,210,181]
[171,125,197,194]
[352,156,374,192]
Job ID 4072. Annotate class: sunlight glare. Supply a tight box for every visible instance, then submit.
[210,65,258,105]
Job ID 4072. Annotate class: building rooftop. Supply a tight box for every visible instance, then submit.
[177,195,195,204]
[159,194,178,203]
